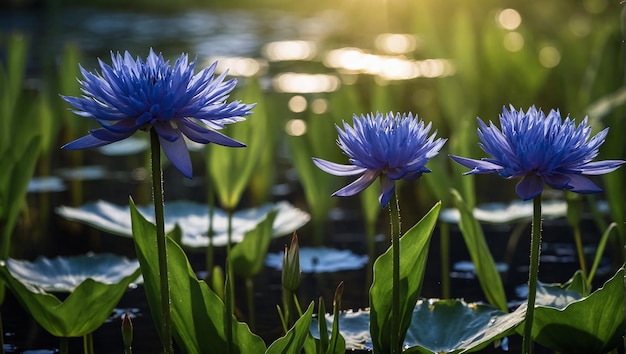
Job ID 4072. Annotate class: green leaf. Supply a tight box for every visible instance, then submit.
[0,255,140,337]
[403,300,524,354]
[1,136,41,259]
[369,202,441,353]
[130,199,266,353]
[230,210,277,278]
[266,301,315,354]
[207,82,266,210]
[531,268,624,354]
[451,189,507,311]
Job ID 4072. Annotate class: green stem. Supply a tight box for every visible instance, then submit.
[150,130,173,354]
[440,222,450,299]
[83,333,93,354]
[246,277,256,331]
[225,209,235,354]
[522,195,542,354]
[389,192,401,354]
[205,186,215,283]
[572,225,588,278]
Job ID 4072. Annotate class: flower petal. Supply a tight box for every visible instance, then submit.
[62,134,114,150]
[178,120,245,147]
[515,174,544,200]
[159,135,192,178]
[566,174,602,194]
[449,155,503,174]
[333,170,379,197]
[378,176,396,207]
[312,158,367,176]
[542,174,570,190]
[576,160,626,175]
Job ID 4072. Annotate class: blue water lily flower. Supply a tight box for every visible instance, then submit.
[450,105,625,200]
[61,49,254,178]
[312,112,447,207]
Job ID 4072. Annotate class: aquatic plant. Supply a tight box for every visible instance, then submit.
[450,105,625,354]
[61,49,254,353]
[314,112,445,353]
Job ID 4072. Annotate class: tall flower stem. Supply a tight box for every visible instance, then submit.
[440,222,450,299]
[390,192,401,354]
[224,209,235,354]
[150,129,173,354]
[522,195,542,354]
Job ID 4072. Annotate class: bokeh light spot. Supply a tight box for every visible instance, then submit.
[285,119,307,136]
[503,32,524,52]
[288,95,307,113]
[539,46,561,68]
[497,8,522,30]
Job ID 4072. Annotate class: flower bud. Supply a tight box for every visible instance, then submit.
[122,313,133,352]
[282,232,301,292]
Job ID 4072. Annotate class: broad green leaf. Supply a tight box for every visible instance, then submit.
[0,255,140,337]
[230,210,277,278]
[451,189,507,311]
[266,301,315,354]
[369,202,441,353]
[404,300,524,354]
[311,300,523,353]
[130,199,266,353]
[531,268,624,354]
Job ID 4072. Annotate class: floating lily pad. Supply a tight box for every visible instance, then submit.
[27,176,66,193]
[439,199,569,224]
[98,136,149,156]
[0,254,142,337]
[3,253,140,293]
[526,268,624,354]
[56,200,310,248]
[265,247,368,273]
[311,299,524,352]
[56,165,110,181]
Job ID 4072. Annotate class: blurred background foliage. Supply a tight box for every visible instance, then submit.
[0,0,623,247]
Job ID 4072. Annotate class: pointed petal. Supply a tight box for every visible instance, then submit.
[378,176,396,207]
[543,174,570,190]
[576,160,626,175]
[566,174,602,194]
[333,170,379,197]
[62,134,114,150]
[312,158,367,176]
[159,135,192,178]
[178,120,245,147]
[515,174,544,200]
[449,155,503,174]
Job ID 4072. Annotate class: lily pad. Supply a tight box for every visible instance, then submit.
[439,199,569,224]
[27,176,66,193]
[528,268,624,354]
[311,299,524,353]
[56,200,310,248]
[3,253,140,293]
[0,254,142,337]
[265,247,368,273]
[97,136,149,156]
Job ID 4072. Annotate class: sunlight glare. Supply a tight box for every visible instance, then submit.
[262,40,317,62]
[496,8,522,30]
[273,73,341,93]
[375,33,418,54]
[285,119,307,136]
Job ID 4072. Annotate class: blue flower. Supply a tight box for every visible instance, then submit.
[61,49,254,178]
[449,105,625,200]
[312,112,446,207]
